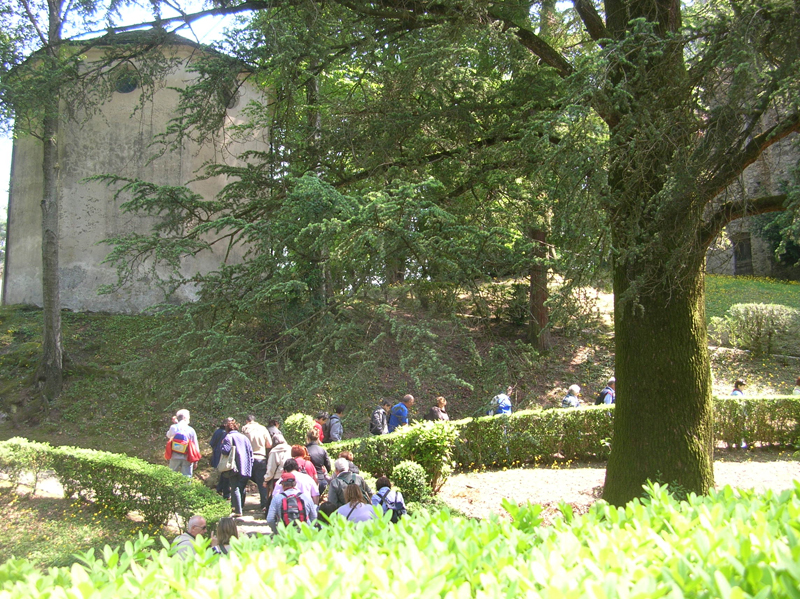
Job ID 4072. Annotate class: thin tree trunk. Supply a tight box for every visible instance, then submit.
[528,228,551,350]
[38,110,62,400]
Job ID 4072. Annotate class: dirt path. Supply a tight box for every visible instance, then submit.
[437,447,800,523]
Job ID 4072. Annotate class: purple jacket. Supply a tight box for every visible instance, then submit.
[221,431,254,477]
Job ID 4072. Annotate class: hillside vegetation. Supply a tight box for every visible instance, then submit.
[1,275,799,464]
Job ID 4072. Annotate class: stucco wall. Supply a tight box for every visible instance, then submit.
[3,40,267,313]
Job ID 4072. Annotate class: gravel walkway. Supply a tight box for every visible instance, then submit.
[437,447,800,523]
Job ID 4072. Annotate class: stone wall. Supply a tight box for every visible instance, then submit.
[2,37,267,312]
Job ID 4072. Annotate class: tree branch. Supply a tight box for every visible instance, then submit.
[699,193,788,248]
[572,0,608,42]
[702,112,800,200]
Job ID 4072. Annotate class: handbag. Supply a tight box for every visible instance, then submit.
[217,446,236,473]
[187,440,202,464]
[164,439,173,461]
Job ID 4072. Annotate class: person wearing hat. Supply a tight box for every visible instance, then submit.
[731,379,745,396]
[266,471,317,533]
[596,377,616,405]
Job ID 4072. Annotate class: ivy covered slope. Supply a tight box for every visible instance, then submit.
[2,484,799,597]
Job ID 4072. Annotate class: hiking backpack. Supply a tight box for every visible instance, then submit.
[170,432,189,454]
[280,492,307,526]
[595,388,611,405]
[378,490,405,523]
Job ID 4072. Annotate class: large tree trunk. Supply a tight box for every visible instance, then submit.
[597,0,716,505]
[38,110,63,400]
[603,257,714,504]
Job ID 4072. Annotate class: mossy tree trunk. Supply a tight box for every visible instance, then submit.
[604,256,714,504]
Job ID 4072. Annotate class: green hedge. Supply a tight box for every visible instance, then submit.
[326,397,800,482]
[0,438,228,527]
[2,483,799,597]
[714,396,800,447]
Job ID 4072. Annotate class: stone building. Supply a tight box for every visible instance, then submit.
[2,31,267,312]
[705,125,799,280]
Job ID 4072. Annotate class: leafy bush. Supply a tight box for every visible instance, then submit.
[283,413,316,446]
[709,303,800,355]
[390,420,458,491]
[391,460,430,503]
[3,483,800,597]
[0,438,229,527]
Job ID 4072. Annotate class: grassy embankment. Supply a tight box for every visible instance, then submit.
[1,274,799,567]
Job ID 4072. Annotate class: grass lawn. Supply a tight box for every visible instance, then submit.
[705,274,800,320]
[0,488,155,569]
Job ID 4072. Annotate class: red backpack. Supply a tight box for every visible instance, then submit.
[280,492,307,526]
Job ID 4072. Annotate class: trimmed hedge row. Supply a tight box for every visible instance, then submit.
[0,438,229,527]
[326,396,800,483]
[714,396,800,447]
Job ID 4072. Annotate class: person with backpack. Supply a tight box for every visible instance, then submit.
[327,457,373,509]
[327,405,345,441]
[370,400,391,435]
[210,517,239,555]
[336,482,380,523]
[371,476,407,523]
[165,409,199,477]
[270,458,320,504]
[266,472,317,534]
[595,377,616,405]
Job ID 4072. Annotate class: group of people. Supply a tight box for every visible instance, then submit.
[174,462,408,557]
[369,388,516,436]
[561,377,616,408]
[165,410,408,549]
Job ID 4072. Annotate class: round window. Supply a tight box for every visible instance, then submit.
[115,72,138,94]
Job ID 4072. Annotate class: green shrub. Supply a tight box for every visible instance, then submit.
[0,438,228,528]
[390,420,458,491]
[710,303,800,355]
[2,483,800,597]
[283,413,316,446]
[453,407,614,470]
[392,460,430,503]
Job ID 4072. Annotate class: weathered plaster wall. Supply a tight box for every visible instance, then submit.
[3,41,267,312]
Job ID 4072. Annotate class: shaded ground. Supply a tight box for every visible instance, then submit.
[438,447,800,524]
